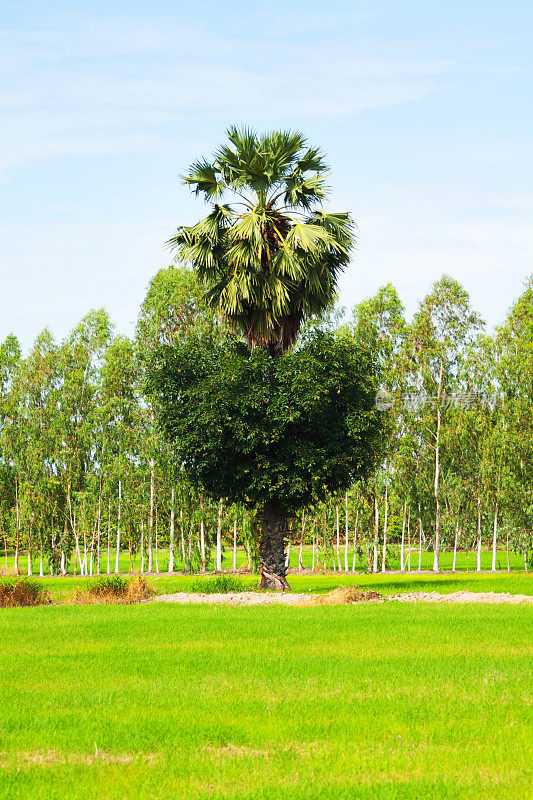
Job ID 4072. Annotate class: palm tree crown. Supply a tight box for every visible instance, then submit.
[169,127,355,355]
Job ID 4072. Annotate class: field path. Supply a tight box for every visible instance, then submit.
[153,590,533,605]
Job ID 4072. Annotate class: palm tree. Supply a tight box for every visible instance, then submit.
[168,127,355,588]
[169,126,354,356]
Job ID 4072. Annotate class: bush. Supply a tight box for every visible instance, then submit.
[0,579,51,608]
[191,575,246,594]
[70,576,155,604]
[87,576,129,598]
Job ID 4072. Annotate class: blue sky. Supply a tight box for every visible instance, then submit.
[1,0,532,350]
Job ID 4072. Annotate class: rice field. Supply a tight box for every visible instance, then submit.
[0,600,531,799]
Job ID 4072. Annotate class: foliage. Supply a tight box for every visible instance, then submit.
[169,127,354,355]
[148,328,383,515]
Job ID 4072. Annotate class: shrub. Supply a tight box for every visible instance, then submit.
[0,579,51,608]
[191,575,246,594]
[87,576,129,598]
[70,576,155,605]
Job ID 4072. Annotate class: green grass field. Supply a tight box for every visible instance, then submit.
[2,569,532,603]
[1,544,528,576]
[0,602,531,799]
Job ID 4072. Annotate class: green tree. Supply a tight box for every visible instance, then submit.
[168,126,354,356]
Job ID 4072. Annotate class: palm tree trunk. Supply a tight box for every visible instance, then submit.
[258,503,290,591]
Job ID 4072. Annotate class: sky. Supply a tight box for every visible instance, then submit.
[1,0,532,351]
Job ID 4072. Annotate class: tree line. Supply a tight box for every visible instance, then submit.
[1,265,531,576]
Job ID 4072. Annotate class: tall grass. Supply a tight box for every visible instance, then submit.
[0,578,50,607]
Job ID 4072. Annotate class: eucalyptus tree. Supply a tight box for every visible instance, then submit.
[152,128,383,588]
[494,277,533,568]
[350,284,406,571]
[0,335,22,569]
[406,277,483,571]
[57,309,112,570]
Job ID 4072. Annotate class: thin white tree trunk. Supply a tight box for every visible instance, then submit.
[418,516,423,571]
[233,518,237,571]
[452,522,459,572]
[148,460,154,573]
[140,520,145,573]
[400,502,406,572]
[299,510,306,571]
[96,492,101,575]
[73,513,83,575]
[433,375,442,573]
[107,499,111,575]
[476,495,482,572]
[180,508,186,563]
[285,542,291,569]
[39,547,44,577]
[169,487,175,573]
[352,510,359,572]
[200,518,206,573]
[335,505,341,571]
[312,533,316,571]
[216,497,223,572]
[82,522,88,576]
[344,492,349,572]
[155,514,159,573]
[407,507,411,571]
[115,480,121,574]
[381,478,389,573]
[491,503,498,572]
[373,497,379,573]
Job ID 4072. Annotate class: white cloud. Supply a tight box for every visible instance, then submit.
[0,16,455,173]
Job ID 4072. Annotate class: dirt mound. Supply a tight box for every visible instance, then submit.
[305,586,382,606]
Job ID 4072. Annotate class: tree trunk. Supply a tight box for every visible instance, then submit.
[418,516,423,571]
[299,510,306,571]
[433,362,443,573]
[155,513,159,573]
[344,492,349,572]
[476,496,482,572]
[148,459,154,573]
[335,505,342,571]
[216,497,223,572]
[381,478,388,573]
[406,507,411,571]
[115,480,121,574]
[373,497,379,573]
[452,522,459,572]
[258,503,290,591]
[400,502,406,572]
[141,521,145,573]
[352,510,359,572]
[107,499,111,575]
[169,487,175,573]
[491,503,498,573]
[233,518,237,570]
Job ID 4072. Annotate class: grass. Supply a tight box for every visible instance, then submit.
[1,544,528,576]
[1,570,531,604]
[0,602,531,799]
